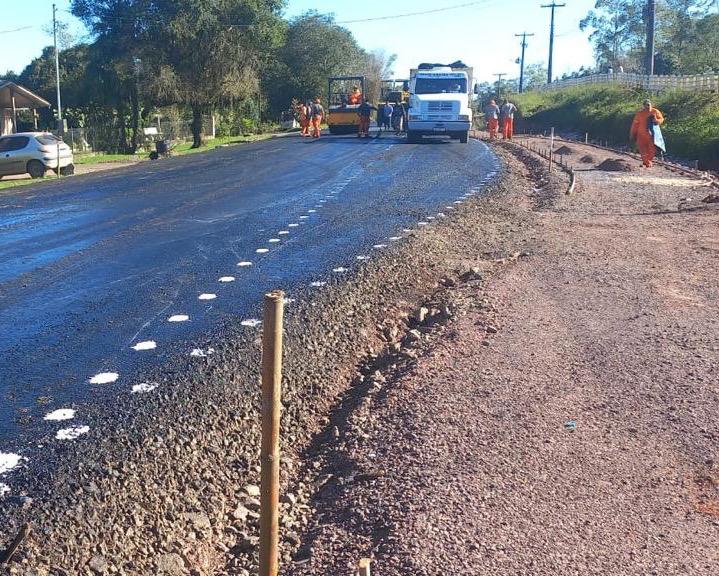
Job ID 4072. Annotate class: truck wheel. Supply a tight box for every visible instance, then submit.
[27,160,46,179]
[460,132,468,143]
[60,164,75,176]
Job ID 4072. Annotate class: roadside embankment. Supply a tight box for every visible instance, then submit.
[283,141,719,575]
[514,85,719,168]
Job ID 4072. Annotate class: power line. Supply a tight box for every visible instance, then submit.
[0,26,33,34]
[336,1,493,24]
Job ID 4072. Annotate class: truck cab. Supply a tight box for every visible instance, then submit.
[407,65,473,143]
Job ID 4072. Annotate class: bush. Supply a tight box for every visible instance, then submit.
[514,85,719,162]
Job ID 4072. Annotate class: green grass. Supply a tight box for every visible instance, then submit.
[0,177,57,191]
[514,85,719,162]
[74,152,142,165]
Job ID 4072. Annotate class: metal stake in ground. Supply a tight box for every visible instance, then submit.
[358,558,372,576]
[259,290,284,576]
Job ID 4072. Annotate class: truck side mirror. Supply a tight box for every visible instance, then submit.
[473,84,479,95]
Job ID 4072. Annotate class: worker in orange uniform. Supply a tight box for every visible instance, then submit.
[311,98,324,139]
[299,101,311,137]
[484,99,500,139]
[630,99,665,168]
[348,86,362,105]
[500,99,517,140]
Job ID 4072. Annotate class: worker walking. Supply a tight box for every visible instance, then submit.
[484,99,500,139]
[500,99,517,140]
[357,98,377,138]
[630,99,665,168]
[311,98,324,139]
[299,101,311,137]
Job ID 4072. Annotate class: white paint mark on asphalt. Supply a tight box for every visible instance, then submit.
[356,255,369,261]
[278,231,289,235]
[299,216,308,220]
[168,315,189,323]
[288,223,299,227]
[446,206,455,210]
[241,319,262,328]
[418,222,428,226]
[310,281,327,287]
[256,248,269,254]
[437,212,447,218]
[0,453,22,475]
[333,267,348,273]
[219,276,235,283]
[427,216,436,220]
[402,228,413,233]
[237,261,253,267]
[373,244,387,249]
[132,340,157,351]
[283,298,295,305]
[268,238,281,243]
[132,382,159,394]
[89,372,119,384]
[389,236,402,241]
[199,293,217,301]
[308,209,317,213]
[453,201,462,204]
[190,347,215,357]
[56,426,90,440]
[43,409,75,421]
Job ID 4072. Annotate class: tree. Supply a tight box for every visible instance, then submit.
[277,12,369,105]
[580,0,646,70]
[71,0,154,152]
[145,0,285,147]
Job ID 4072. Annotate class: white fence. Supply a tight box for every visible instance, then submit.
[536,72,719,93]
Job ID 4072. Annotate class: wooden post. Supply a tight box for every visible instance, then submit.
[358,558,372,576]
[259,290,284,576]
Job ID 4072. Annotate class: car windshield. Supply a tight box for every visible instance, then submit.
[36,134,62,145]
[414,77,467,95]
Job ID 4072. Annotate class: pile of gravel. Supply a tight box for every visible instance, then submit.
[596,158,634,172]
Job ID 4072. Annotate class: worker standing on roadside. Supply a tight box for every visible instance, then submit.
[484,99,500,139]
[299,101,311,137]
[500,99,517,140]
[357,98,377,138]
[311,98,324,139]
[630,99,665,168]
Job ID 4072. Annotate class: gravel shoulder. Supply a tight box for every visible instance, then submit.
[283,141,719,576]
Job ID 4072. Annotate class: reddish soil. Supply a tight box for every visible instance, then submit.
[284,142,719,576]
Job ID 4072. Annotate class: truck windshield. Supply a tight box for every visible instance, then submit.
[414,78,467,94]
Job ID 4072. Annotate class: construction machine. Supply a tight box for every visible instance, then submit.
[327,76,365,135]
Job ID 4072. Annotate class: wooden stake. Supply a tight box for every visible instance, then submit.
[358,558,372,576]
[259,290,284,576]
[0,523,30,565]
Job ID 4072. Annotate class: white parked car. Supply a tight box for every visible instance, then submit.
[0,132,75,179]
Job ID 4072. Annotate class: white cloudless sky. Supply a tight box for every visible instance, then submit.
[1,0,598,83]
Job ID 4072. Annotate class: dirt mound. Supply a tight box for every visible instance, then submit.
[555,145,574,155]
[597,158,634,172]
[580,154,596,164]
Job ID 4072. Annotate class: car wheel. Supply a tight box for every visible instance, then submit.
[27,160,46,179]
[60,164,75,176]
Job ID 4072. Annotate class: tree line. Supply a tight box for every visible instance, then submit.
[2,1,394,153]
[580,0,719,74]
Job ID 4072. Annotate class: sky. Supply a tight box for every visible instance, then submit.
[1,0,598,83]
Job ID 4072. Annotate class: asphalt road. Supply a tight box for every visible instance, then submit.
[0,131,499,449]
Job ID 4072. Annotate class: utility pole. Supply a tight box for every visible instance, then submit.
[541,2,566,84]
[645,0,656,75]
[52,3,63,131]
[493,73,506,100]
[515,32,535,93]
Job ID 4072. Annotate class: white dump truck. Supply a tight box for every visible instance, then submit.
[407,62,474,144]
